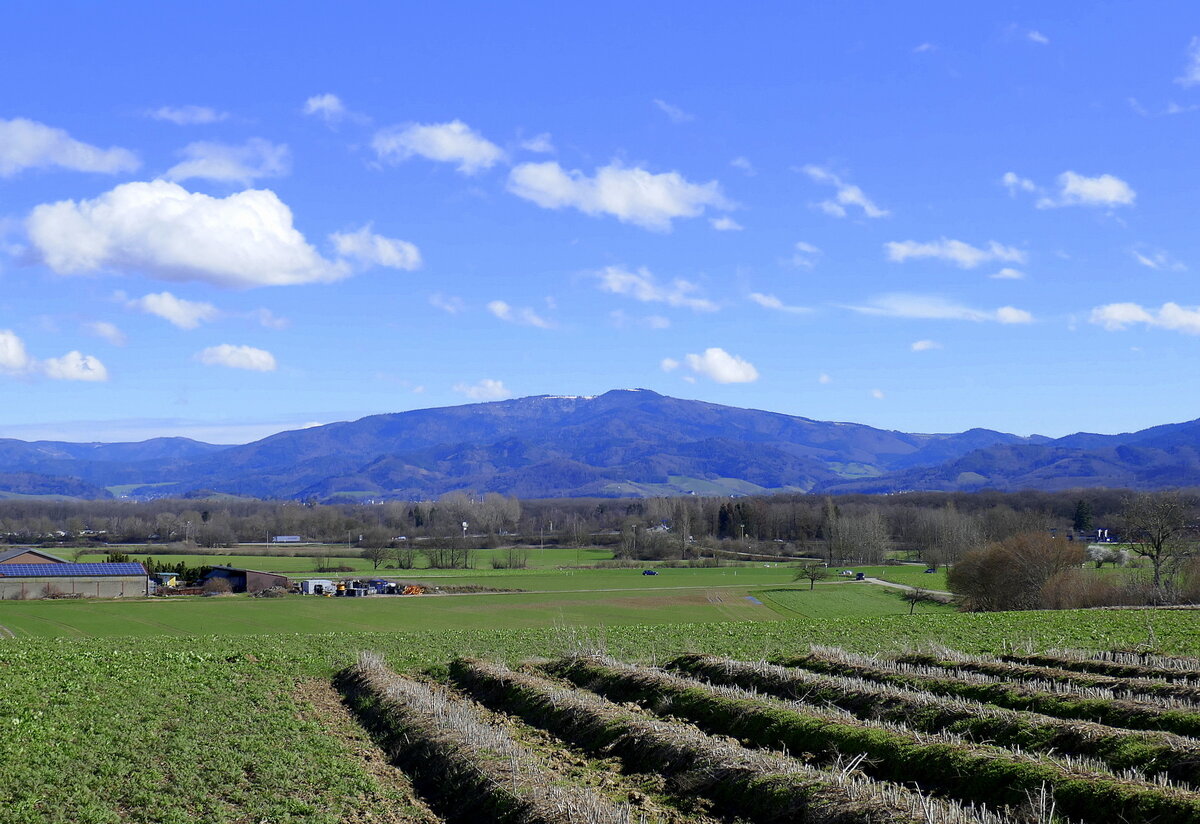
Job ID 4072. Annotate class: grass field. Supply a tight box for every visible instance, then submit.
[2,607,1198,823]
[0,574,941,637]
[79,546,619,573]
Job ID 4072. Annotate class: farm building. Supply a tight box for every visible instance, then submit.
[200,566,289,594]
[0,562,149,600]
[0,547,70,565]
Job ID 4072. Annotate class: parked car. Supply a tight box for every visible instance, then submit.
[642,569,658,576]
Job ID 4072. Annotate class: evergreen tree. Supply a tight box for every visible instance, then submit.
[1072,499,1093,532]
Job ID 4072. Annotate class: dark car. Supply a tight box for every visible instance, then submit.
[642,569,658,576]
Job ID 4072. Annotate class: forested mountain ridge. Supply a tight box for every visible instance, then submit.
[0,390,1197,499]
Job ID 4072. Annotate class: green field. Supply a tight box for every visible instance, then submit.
[80,546,619,573]
[2,610,1198,824]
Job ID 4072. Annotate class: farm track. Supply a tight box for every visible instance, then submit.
[547,656,1200,824]
[780,648,1200,737]
[667,653,1200,785]
[893,651,1200,703]
[449,658,1013,824]
[1002,651,1200,682]
[337,654,633,824]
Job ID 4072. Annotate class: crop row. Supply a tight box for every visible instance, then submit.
[668,652,1200,784]
[892,650,1200,703]
[1002,649,1200,681]
[339,652,630,824]
[546,655,1200,824]
[446,658,1017,824]
[781,647,1200,737]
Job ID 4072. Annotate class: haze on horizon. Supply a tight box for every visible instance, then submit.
[2,3,1198,444]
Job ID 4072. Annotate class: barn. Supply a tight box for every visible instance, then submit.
[200,566,289,594]
[0,555,149,600]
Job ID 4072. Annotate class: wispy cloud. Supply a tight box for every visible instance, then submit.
[165,138,290,184]
[0,118,139,177]
[196,344,277,371]
[1091,302,1200,334]
[885,238,1025,269]
[653,98,694,123]
[848,294,1033,324]
[509,161,729,231]
[1178,36,1200,87]
[454,378,511,400]
[373,120,504,174]
[487,299,552,328]
[597,266,717,311]
[147,105,229,125]
[748,293,810,314]
[801,165,889,218]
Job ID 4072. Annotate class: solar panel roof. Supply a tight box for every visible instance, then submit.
[0,563,146,577]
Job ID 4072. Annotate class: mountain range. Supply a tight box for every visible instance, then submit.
[1,389,1198,500]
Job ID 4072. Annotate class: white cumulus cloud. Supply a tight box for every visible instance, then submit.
[849,294,1033,324]
[660,357,680,372]
[731,156,756,176]
[885,238,1026,268]
[1036,171,1136,208]
[487,300,551,328]
[454,378,511,401]
[801,165,888,218]
[330,225,422,271]
[165,138,290,184]
[373,120,504,174]
[42,351,108,382]
[0,329,107,381]
[0,118,139,177]
[748,292,810,314]
[508,161,729,231]
[26,180,346,288]
[303,93,347,124]
[196,344,277,371]
[911,339,941,351]
[1090,302,1200,335]
[130,292,219,329]
[0,330,32,374]
[597,266,717,312]
[680,347,759,384]
[1027,30,1050,45]
[147,106,228,125]
[871,388,886,399]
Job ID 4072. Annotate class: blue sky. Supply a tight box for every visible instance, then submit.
[2,1,1199,443]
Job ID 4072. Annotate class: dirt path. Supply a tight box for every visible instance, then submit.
[293,679,442,824]
[861,577,954,599]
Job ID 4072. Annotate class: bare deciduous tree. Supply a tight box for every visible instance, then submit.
[1121,492,1195,590]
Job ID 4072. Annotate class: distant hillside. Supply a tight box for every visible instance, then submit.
[3,390,1200,499]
